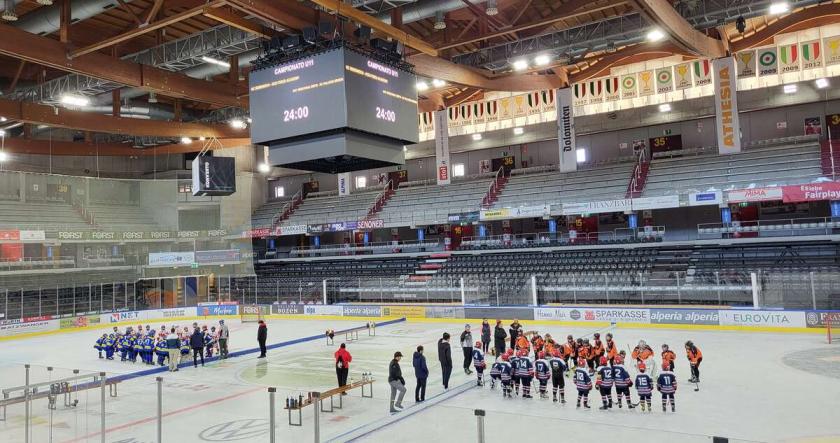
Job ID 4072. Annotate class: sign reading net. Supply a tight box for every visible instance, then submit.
[248,47,418,173]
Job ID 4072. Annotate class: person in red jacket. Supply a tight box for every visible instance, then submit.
[335,343,352,394]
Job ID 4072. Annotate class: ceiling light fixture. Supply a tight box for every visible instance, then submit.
[769,2,789,15]
[534,54,551,66]
[60,94,90,107]
[783,84,797,94]
[180,137,192,145]
[485,0,498,16]
[258,163,271,173]
[415,81,429,91]
[816,78,829,89]
[201,56,231,68]
[512,59,528,71]
[432,79,446,88]
[0,151,7,162]
[230,119,247,129]
[658,103,671,113]
[647,29,665,42]
[434,10,446,30]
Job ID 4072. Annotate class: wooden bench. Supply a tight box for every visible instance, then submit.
[283,379,374,426]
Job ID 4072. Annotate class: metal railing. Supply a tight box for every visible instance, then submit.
[697,216,840,238]
[481,167,505,208]
[272,189,303,228]
[626,148,648,197]
[367,179,393,217]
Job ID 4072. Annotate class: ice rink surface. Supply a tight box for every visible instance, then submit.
[1,317,839,443]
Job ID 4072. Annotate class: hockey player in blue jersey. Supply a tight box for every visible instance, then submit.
[180,335,190,358]
[155,338,169,367]
[595,356,614,409]
[119,333,130,361]
[635,362,654,412]
[612,355,635,409]
[95,334,107,358]
[509,349,521,395]
[514,349,534,398]
[489,357,502,390]
[472,341,486,387]
[657,362,677,412]
[534,351,551,399]
[549,349,567,403]
[143,333,155,365]
[573,357,592,409]
[499,353,514,398]
[104,333,116,360]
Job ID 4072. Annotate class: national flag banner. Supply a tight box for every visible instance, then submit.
[656,67,674,94]
[541,89,556,111]
[621,74,637,99]
[825,35,840,66]
[573,82,587,105]
[736,50,756,78]
[499,97,512,119]
[460,103,473,125]
[420,112,434,132]
[801,40,822,70]
[485,100,499,122]
[527,91,541,115]
[779,43,799,73]
[638,70,655,96]
[693,60,712,86]
[604,77,620,101]
[674,63,692,89]
[472,101,485,124]
[758,47,778,76]
[588,79,604,103]
[448,105,460,126]
[513,95,528,117]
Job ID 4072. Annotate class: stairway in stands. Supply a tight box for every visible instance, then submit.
[366,183,397,219]
[481,169,509,208]
[819,140,840,178]
[272,192,304,226]
[403,253,451,286]
[625,150,651,198]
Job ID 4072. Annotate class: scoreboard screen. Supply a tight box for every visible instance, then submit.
[648,134,683,153]
[249,47,419,145]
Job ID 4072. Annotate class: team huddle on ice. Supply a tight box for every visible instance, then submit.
[470,330,703,413]
[93,323,223,366]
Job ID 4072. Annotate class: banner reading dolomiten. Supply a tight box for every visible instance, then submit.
[557,88,577,172]
[713,57,741,154]
[434,110,451,185]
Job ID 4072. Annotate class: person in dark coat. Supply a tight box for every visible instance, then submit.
[257,320,268,358]
[189,326,205,368]
[388,352,406,412]
[438,332,453,389]
[412,345,429,402]
[481,319,491,354]
[509,319,521,351]
[494,320,507,356]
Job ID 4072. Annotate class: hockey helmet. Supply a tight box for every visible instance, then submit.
[566,335,573,341]
[599,356,608,366]
[593,332,600,339]
[517,349,528,357]
[577,357,587,367]
[638,340,646,347]
[638,362,647,372]
[501,354,510,362]
[538,351,545,360]
[605,333,613,340]
[662,362,670,371]
[475,341,482,348]
[614,355,624,365]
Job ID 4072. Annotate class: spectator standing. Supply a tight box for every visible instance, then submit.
[388,352,406,413]
[335,343,352,393]
[438,332,453,389]
[460,325,474,375]
[218,320,230,359]
[257,320,268,358]
[190,326,205,368]
[165,328,180,372]
[509,319,522,351]
[494,320,507,356]
[412,345,429,402]
[480,319,491,354]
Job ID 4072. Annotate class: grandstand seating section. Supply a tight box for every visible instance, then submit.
[0,201,90,231]
[376,176,493,226]
[88,202,170,231]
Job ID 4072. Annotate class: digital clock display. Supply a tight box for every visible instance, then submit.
[283,106,309,122]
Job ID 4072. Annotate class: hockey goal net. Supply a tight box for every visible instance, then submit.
[240,305,264,323]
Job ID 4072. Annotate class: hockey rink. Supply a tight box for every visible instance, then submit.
[0,317,838,443]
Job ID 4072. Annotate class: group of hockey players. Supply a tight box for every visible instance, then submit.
[94,323,221,367]
[471,330,702,413]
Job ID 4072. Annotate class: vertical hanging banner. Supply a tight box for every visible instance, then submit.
[693,60,712,86]
[825,35,840,66]
[434,110,451,185]
[713,57,741,155]
[621,74,637,99]
[801,40,822,70]
[758,47,778,76]
[779,43,800,73]
[655,67,674,94]
[674,63,692,89]
[337,172,351,197]
[557,88,577,173]
[638,70,655,96]
[736,50,756,78]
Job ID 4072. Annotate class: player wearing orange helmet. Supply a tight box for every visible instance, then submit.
[635,362,654,412]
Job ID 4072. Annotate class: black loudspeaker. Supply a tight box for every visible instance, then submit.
[370,38,394,52]
[283,35,302,49]
[302,26,317,43]
[319,20,335,35]
[393,41,405,56]
[354,25,371,40]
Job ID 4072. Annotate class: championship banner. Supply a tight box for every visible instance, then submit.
[573,82,587,105]
[693,60,712,86]
[779,43,800,73]
[460,103,473,126]
[621,74,637,99]
[541,89,556,111]
[656,67,674,94]
[638,70,655,96]
[513,95,528,117]
[419,112,434,133]
[736,50,756,78]
[758,47,778,76]
[825,35,840,66]
[527,91,541,114]
[587,80,603,104]
[674,63,692,89]
[801,40,822,70]
[434,110,451,185]
[472,101,486,124]
[604,77,620,101]
[337,172,351,197]
[713,57,741,155]
[499,97,513,119]
[485,100,499,123]
[557,88,577,173]
[447,105,460,127]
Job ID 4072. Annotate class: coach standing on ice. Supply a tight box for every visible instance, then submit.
[388,352,406,412]
[494,320,507,356]
[438,332,453,389]
[460,325,474,375]
[335,343,352,391]
[218,320,230,359]
[257,320,268,358]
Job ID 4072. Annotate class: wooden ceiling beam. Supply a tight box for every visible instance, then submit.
[567,41,689,83]
[629,0,725,59]
[0,137,252,156]
[202,6,272,38]
[115,0,143,26]
[70,1,226,59]
[226,0,319,32]
[410,53,564,91]
[307,0,439,56]
[729,3,840,52]
[0,22,242,107]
